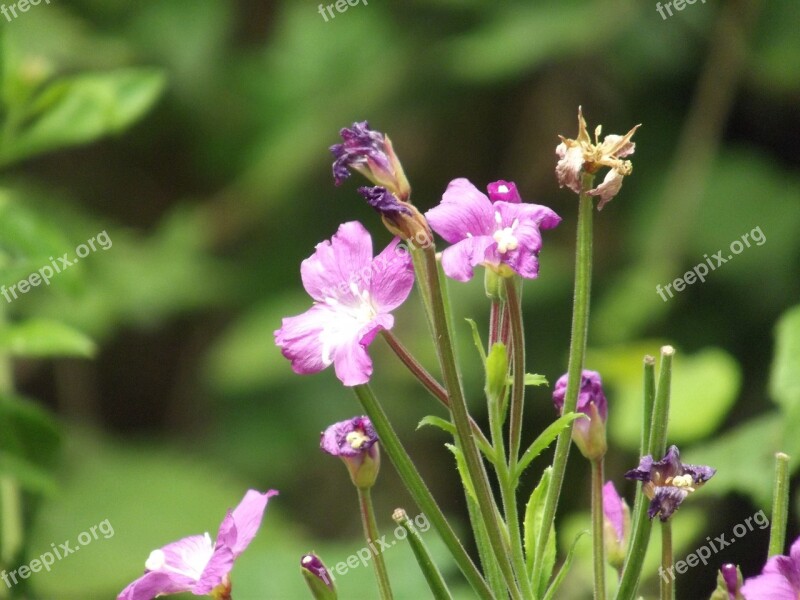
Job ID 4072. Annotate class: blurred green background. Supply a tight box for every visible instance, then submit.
[0,0,798,598]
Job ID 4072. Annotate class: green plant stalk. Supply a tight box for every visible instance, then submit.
[499,277,535,598]
[615,346,674,600]
[358,488,394,600]
[533,173,595,586]
[768,452,790,557]
[420,245,522,599]
[640,356,656,457]
[660,521,674,600]
[393,508,453,600]
[380,330,494,453]
[352,385,494,600]
[591,458,606,600]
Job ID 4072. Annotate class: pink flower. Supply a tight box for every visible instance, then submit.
[425,178,560,282]
[274,221,414,386]
[741,537,800,600]
[117,489,278,600]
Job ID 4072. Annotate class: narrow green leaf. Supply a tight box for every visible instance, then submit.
[417,415,456,436]
[543,530,589,600]
[0,451,56,494]
[515,412,585,481]
[445,443,477,503]
[770,304,800,409]
[524,466,556,596]
[6,68,166,163]
[485,342,508,403]
[506,373,549,386]
[0,319,95,358]
[465,318,487,366]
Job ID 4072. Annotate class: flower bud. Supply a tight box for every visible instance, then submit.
[320,416,380,489]
[602,482,630,570]
[552,369,608,460]
[300,553,337,599]
[709,563,743,600]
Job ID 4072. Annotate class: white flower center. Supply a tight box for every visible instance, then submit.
[346,430,370,449]
[671,474,694,489]
[492,217,520,254]
[319,284,377,366]
[145,532,214,581]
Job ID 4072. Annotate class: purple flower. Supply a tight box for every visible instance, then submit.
[624,445,715,521]
[274,221,414,387]
[117,489,278,600]
[552,370,608,459]
[602,481,630,569]
[719,563,743,600]
[487,180,521,204]
[321,416,380,488]
[425,178,560,282]
[741,537,800,600]
[555,107,640,209]
[330,121,410,201]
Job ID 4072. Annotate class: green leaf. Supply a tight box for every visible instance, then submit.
[5,68,166,164]
[0,319,95,358]
[444,443,476,504]
[524,466,556,597]
[543,530,589,600]
[770,304,800,409]
[587,343,741,450]
[485,342,508,404]
[508,373,549,387]
[0,450,56,494]
[417,415,456,437]
[465,318,487,366]
[515,412,585,481]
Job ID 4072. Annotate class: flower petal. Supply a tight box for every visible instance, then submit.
[220,489,278,557]
[368,238,414,312]
[555,143,583,194]
[117,571,196,600]
[194,545,234,594]
[588,168,624,210]
[275,305,337,375]
[487,180,521,204]
[741,572,798,600]
[301,221,373,303]
[602,482,626,543]
[359,314,393,347]
[426,178,495,244]
[332,337,373,386]
[648,486,688,521]
[439,235,495,282]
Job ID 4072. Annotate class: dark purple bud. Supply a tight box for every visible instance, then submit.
[301,553,337,599]
[720,563,740,599]
[357,186,412,217]
[487,180,522,203]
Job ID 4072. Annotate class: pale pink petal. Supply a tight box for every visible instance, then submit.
[301,221,373,302]
[194,545,234,594]
[555,143,583,194]
[426,178,495,244]
[332,337,373,386]
[216,489,277,557]
[588,169,624,210]
[602,482,625,542]
[117,571,195,600]
[440,235,495,282]
[275,305,337,375]
[369,238,414,312]
[741,572,797,600]
[503,246,540,279]
[359,314,394,347]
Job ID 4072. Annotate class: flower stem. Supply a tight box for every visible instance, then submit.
[420,245,521,599]
[591,458,606,600]
[660,521,674,600]
[358,487,394,600]
[640,356,656,458]
[352,385,494,600]
[533,173,595,585]
[504,277,525,467]
[768,452,790,557]
[615,347,674,600]
[392,508,453,600]
[380,330,494,454]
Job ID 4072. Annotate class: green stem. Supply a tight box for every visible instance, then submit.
[660,521,674,600]
[504,277,525,468]
[591,458,606,600]
[358,488,394,600]
[393,508,453,600]
[420,245,521,599]
[380,330,494,454]
[640,356,656,458]
[768,452,790,557]
[352,385,494,600]
[533,173,595,585]
[615,346,674,600]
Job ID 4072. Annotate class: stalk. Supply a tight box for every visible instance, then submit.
[768,452,790,557]
[532,173,595,584]
[660,521,674,600]
[358,488,394,600]
[591,458,606,600]
[393,508,453,600]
